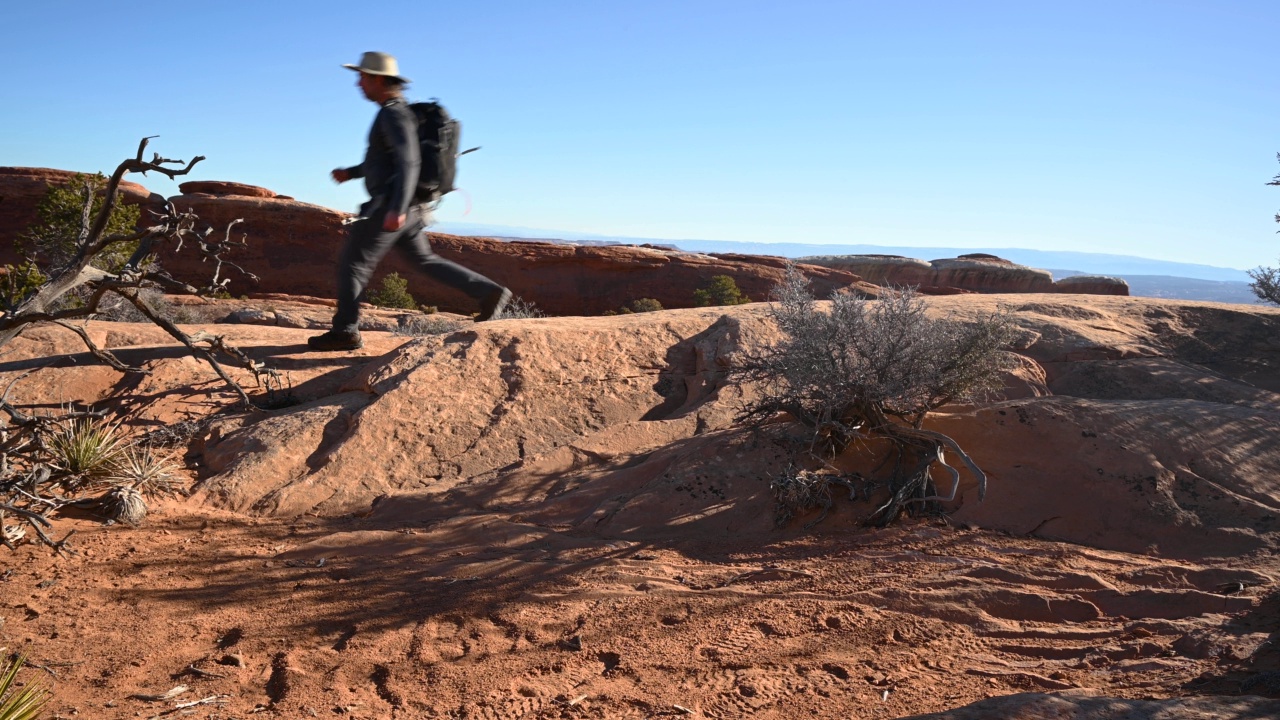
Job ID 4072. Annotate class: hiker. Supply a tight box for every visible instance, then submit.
[308,51,511,352]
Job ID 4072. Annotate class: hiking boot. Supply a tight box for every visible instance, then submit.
[476,287,512,322]
[307,329,363,351]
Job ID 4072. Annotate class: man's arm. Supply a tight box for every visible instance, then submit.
[331,164,365,183]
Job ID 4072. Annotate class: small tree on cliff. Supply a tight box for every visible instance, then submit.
[1248,154,1280,305]
[734,265,1017,526]
[694,275,751,307]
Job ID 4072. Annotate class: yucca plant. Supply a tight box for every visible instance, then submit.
[111,446,184,498]
[45,416,127,488]
[0,655,48,720]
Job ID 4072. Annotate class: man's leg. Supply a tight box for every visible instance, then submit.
[310,211,410,350]
[397,228,510,318]
[332,216,407,334]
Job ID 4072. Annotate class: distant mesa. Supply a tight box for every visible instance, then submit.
[802,252,1129,296]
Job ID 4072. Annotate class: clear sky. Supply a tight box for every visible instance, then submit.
[2,1,1277,269]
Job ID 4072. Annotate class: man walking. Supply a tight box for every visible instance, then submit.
[308,51,511,352]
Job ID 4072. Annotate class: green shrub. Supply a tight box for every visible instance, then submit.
[20,172,141,272]
[694,275,750,307]
[0,261,48,311]
[368,272,417,309]
[629,298,663,313]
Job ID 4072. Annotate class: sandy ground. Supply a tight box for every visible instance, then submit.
[1,500,1276,719]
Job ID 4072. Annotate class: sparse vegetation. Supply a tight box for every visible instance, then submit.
[46,415,128,489]
[694,275,750,307]
[0,401,196,548]
[0,138,276,408]
[629,298,663,313]
[368,272,417,309]
[20,172,141,272]
[603,298,664,315]
[0,139,285,555]
[0,262,47,313]
[496,295,543,320]
[396,314,466,336]
[1248,154,1280,305]
[735,265,1017,526]
[111,445,184,498]
[0,655,48,720]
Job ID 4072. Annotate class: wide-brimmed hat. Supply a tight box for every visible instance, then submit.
[342,51,411,83]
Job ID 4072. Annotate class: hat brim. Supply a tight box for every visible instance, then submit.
[341,64,410,83]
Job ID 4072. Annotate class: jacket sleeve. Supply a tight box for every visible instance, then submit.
[377,105,421,217]
[346,164,365,179]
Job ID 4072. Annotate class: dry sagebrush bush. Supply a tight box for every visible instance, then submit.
[736,265,1018,525]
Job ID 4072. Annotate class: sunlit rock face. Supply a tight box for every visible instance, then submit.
[802,252,1130,296]
[0,166,158,265]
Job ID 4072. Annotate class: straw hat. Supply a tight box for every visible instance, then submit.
[342,51,411,83]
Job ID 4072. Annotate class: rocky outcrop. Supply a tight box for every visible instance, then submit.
[6,294,1280,562]
[803,252,1130,296]
[0,166,155,265]
[156,184,877,314]
[177,180,281,199]
[1054,273,1129,295]
[418,235,877,315]
[159,191,351,299]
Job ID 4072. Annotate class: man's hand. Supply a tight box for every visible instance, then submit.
[382,212,406,232]
[331,168,351,183]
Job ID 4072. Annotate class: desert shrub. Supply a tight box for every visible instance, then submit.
[368,272,417,309]
[736,265,1017,526]
[0,261,48,312]
[771,468,835,526]
[112,445,185,498]
[694,275,751,307]
[46,415,128,489]
[397,315,466,336]
[496,296,544,320]
[0,655,48,720]
[20,172,141,272]
[1249,154,1280,305]
[630,298,664,313]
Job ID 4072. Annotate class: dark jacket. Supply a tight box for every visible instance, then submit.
[345,97,420,219]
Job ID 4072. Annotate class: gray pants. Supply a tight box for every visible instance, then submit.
[332,201,503,334]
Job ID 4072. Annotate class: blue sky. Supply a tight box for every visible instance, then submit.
[2,1,1277,269]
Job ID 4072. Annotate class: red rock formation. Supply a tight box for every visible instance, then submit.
[422,235,877,315]
[177,180,278,198]
[159,192,350,298]
[154,184,877,314]
[0,166,155,265]
[802,252,1130,296]
[1052,274,1129,295]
